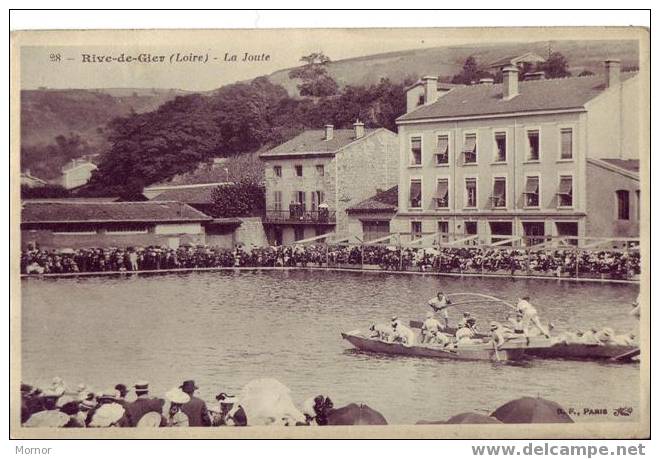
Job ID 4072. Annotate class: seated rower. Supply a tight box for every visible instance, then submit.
[392,319,415,346]
[421,312,443,344]
[594,327,615,345]
[454,323,474,343]
[427,292,450,328]
[612,333,636,346]
[579,328,602,345]
[368,323,393,342]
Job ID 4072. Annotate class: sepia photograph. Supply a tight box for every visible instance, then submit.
[9,20,650,440]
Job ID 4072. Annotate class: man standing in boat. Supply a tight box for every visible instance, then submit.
[421,311,443,344]
[516,296,550,338]
[428,291,451,328]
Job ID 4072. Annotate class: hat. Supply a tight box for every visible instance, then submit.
[216,392,239,405]
[115,384,128,396]
[42,386,65,398]
[80,399,97,411]
[98,388,118,401]
[600,327,615,337]
[166,388,191,404]
[134,380,149,392]
[463,312,471,317]
[426,312,434,319]
[23,410,70,427]
[136,411,163,428]
[490,321,500,330]
[391,315,398,321]
[179,380,198,392]
[88,403,125,428]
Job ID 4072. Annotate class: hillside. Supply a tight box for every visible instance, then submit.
[267,39,639,95]
[20,88,192,148]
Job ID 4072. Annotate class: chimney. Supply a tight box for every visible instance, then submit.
[523,71,545,81]
[353,119,365,139]
[479,78,494,84]
[605,59,621,88]
[502,65,519,100]
[324,124,334,141]
[422,75,438,105]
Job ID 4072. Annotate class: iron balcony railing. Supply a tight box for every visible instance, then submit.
[264,208,336,224]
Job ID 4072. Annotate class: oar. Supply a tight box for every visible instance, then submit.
[493,340,501,362]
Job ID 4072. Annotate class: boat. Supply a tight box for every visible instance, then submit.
[524,337,640,362]
[341,330,530,362]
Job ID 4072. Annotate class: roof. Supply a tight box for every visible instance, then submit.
[23,197,120,203]
[398,72,638,122]
[488,52,546,68]
[260,129,385,158]
[587,158,640,180]
[21,201,212,224]
[599,158,640,173]
[406,80,464,91]
[347,186,398,213]
[150,184,221,204]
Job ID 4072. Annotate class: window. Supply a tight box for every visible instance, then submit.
[106,224,149,235]
[294,226,305,241]
[465,178,477,208]
[616,190,630,220]
[311,190,324,211]
[491,177,506,208]
[273,165,282,177]
[52,224,97,235]
[636,190,641,220]
[435,178,449,208]
[557,176,573,207]
[410,136,422,165]
[411,221,423,240]
[417,94,425,106]
[316,165,325,176]
[527,129,540,161]
[295,165,303,177]
[462,133,477,164]
[438,221,449,235]
[409,179,422,208]
[435,134,449,165]
[560,128,573,160]
[523,176,540,207]
[494,132,507,162]
[273,191,282,211]
[522,222,545,246]
[363,220,391,242]
[464,221,478,235]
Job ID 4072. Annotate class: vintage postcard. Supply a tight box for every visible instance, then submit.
[10,26,649,439]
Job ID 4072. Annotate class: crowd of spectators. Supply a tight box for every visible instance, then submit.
[20,243,640,280]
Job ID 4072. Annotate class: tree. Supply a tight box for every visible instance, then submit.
[288,52,338,97]
[539,52,572,79]
[210,180,265,218]
[451,56,495,85]
[21,184,70,199]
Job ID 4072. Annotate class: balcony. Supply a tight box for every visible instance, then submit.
[264,208,336,225]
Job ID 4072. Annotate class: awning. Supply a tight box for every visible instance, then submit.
[523,177,539,194]
[434,180,449,203]
[437,136,449,155]
[557,177,573,195]
[462,135,477,153]
[411,137,422,150]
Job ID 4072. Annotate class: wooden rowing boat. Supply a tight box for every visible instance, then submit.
[524,337,640,361]
[341,331,528,362]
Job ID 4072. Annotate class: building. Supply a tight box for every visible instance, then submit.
[21,200,212,250]
[346,186,398,242]
[20,170,48,188]
[259,122,398,245]
[59,159,98,190]
[488,52,547,73]
[393,60,641,244]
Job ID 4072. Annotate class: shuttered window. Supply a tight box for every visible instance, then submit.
[409,179,422,208]
[462,134,477,164]
[492,178,506,208]
[435,179,449,208]
[557,176,573,207]
[435,135,449,165]
[560,128,573,159]
[523,176,540,207]
[465,178,477,208]
[410,137,422,165]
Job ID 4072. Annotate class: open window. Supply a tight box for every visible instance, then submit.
[465,178,477,208]
[560,128,573,160]
[490,177,506,208]
[434,178,449,208]
[409,179,422,208]
[616,190,630,220]
[557,176,573,207]
[527,129,540,161]
[410,136,422,166]
[435,134,449,165]
[462,133,477,164]
[494,132,507,162]
[523,176,540,207]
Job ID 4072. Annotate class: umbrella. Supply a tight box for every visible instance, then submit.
[417,412,501,425]
[136,411,163,427]
[491,397,574,423]
[23,410,70,427]
[239,378,306,426]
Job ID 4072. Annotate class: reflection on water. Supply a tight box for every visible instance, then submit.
[21,270,640,425]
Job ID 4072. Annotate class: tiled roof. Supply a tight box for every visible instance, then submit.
[260,129,380,157]
[150,184,221,204]
[398,73,638,122]
[488,52,546,68]
[21,201,212,224]
[347,186,398,213]
[599,158,640,173]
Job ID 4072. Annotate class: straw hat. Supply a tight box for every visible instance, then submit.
[166,388,191,404]
[23,410,70,428]
[88,403,126,428]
